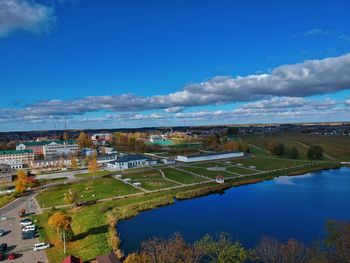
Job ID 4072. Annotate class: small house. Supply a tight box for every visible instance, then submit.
[215,175,225,184]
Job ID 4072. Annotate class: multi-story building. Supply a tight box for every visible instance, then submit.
[0,150,34,165]
[16,140,79,158]
[0,164,13,183]
[43,141,79,158]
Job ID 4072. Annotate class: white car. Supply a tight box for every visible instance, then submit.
[20,219,33,226]
[33,243,50,251]
[22,225,36,232]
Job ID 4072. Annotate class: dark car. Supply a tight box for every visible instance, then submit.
[0,243,7,252]
[0,252,3,261]
[22,232,36,240]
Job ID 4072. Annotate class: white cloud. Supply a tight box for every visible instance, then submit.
[12,53,350,118]
[1,53,350,129]
[0,0,55,37]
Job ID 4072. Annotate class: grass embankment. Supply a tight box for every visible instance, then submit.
[36,177,141,207]
[36,204,112,262]
[37,177,68,185]
[74,170,115,178]
[0,194,16,208]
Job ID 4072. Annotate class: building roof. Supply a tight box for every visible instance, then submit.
[0,150,33,155]
[216,175,225,179]
[96,253,121,263]
[115,154,152,163]
[62,255,83,263]
[181,151,242,159]
[17,140,76,147]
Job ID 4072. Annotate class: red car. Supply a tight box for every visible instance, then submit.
[7,253,15,260]
[0,252,3,261]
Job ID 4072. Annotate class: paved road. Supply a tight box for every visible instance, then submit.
[0,192,48,263]
[38,169,88,181]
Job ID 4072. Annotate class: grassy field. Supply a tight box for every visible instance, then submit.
[36,177,141,207]
[179,165,234,179]
[123,169,163,180]
[242,133,350,161]
[137,179,177,191]
[162,168,207,184]
[226,166,257,175]
[0,194,16,208]
[229,156,310,171]
[35,204,112,262]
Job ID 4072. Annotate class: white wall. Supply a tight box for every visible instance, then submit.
[177,152,244,162]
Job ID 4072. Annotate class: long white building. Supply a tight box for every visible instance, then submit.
[107,154,157,170]
[176,151,244,162]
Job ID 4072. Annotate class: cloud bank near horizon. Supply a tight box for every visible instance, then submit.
[1,53,350,130]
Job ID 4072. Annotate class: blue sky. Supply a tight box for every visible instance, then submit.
[0,0,350,131]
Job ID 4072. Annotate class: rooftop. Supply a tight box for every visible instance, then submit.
[181,151,243,159]
[115,154,152,163]
[17,140,76,147]
[0,149,33,155]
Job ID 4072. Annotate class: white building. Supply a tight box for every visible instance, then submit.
[176,151,244,163]
[0,150,34,166]
[43,141,79,157]
[0,164,13,183]
[149,135,163,143]
[107,154,157,170]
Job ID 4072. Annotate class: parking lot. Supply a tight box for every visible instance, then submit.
[0,192,48,262]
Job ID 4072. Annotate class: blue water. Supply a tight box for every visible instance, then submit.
[118,167,350,254]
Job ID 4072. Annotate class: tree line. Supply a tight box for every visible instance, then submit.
[267,141,324,160]
[124,220,350,263]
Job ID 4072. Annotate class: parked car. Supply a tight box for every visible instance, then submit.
[22,225,36,232]
[19,218,33,226]
[0,252,3,261]
[22,231,36,240]
[7,252,15,260]
[0,229,5,237]
[0,243,7,252]
[33,243,50,251]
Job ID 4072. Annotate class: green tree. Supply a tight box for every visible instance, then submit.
[268,141,277,154]
[275,143,285,156]
[307,145,323,160]
[288,147,299,159]
[196,233,253,263]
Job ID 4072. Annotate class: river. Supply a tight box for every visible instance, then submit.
[118,167,350,254]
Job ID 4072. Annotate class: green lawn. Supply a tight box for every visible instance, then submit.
[226,166,257,175]
[75,170,115,178]
[162,168,207,184]
[36,177,141,207]
[137,179,177,191]
[179,166,233,179]
[35,204,111,262]
[123,169,163,180]
[230,156,310,171]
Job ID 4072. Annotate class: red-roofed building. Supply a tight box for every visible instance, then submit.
[62,255,83,263]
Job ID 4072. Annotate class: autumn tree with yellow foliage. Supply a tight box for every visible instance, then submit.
[88,155,100,178]
[15,170,29,194]
[48,211,73,253]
